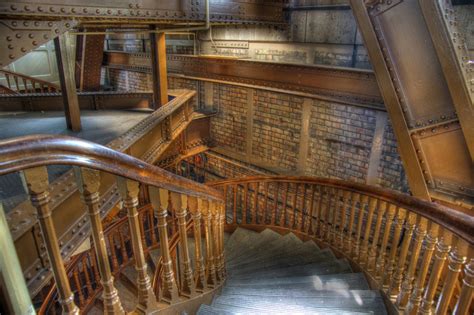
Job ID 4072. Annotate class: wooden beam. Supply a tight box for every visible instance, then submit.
[54,33,81,132]
[150,31,168,108]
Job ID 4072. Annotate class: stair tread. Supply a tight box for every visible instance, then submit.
[200,303,378,314]
[221,287,380,298]
[114,277,137,312]
[227,232,302,265]
[226,229,281,262]
[226,273,369,290]
[229,258,352,280]
[227,247,335,274]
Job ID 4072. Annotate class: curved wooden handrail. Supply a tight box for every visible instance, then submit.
[0,135,222,201]
[209,176,474,244]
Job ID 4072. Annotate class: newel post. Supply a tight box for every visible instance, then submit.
[189,196,207,291]
[202,199,217,286]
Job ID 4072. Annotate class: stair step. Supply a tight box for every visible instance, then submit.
[227,232,304,266]
[226,273,369,290]
[221,286,376,297]
[210,302,380,315]
[114,277,137,312]
[213,290,386,313]
[229,258,351,280]
[224,227,259,259]
[227,249,335,276]
[120,265,139,295]
[197,304,236,315]
[226,229,280,263]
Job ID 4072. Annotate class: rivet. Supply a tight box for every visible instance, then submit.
[15,33,22,39]
[32,41,38,45]
[50,7,55,12]
[24,5,30,11]
[47,22,53,27]
[28,33,34,39]
[6,36,12,41]
[12,21,17,27]
[11,4,17,10]
[21,47,26,52]
[38,6,43,12]
[23,21,29,27]
[83,8,88,13]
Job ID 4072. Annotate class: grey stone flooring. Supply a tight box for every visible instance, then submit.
[0,110,151,212]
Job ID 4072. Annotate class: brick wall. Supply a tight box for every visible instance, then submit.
[107,68,152,91]
[106,71,409,192]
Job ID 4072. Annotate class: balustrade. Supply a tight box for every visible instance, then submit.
[209,176,473,315]
[0,135,225,314]
[0,69,60,94]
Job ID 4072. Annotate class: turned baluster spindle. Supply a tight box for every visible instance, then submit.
[21,167,80,315]
[253,182,260,224]
[149,187,179,303]
[367,200,387,272]
[323,187,334,242]
[329,188,341,245]
[170,192,196,297]
[305,185,315,234]
[337,190,350,249]
[420,234,452,314]
[211,201,224,282]
[453,258,474,315]
[201,199,217,287]
[353,195,368,261]
[435,245,468,314]
[242,183,248,224]
[317,186,327,240]
[263,182,269,225]
[396,217,427,309]
[271,183,280,226]
[82,257,93,297]
[375,203,396,282]
[72,271,85,307]
[382,208,406,289]
[191,197,207,291]
[118,232,128,264]
[233,184,238,224]
[279,182,289,227]
[406,224,439,315]
[108,234,120,272]
[291,183,299,229]
[218,203,226,278]
[74,167,125,315]
[117,177,159,312]
[344,192,360,253]
[359,197,377,267]
[389,212,417,298]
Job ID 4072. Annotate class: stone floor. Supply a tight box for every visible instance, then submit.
[0,109,152,212]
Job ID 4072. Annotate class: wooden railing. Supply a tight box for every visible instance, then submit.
[209,176,474,315]
[0,135,225,314]
[0,69,60,94]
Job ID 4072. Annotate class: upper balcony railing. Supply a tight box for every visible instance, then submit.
[209,176,474,315]
[0,69,60,94]
[0,135,225,314]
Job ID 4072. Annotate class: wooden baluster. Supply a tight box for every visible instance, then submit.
[325,187,335,242]
[118,232,128,264]
[21,167,80,314]
[382,207,406,289]
[148,207,157,245]
[453,258,474,315]
[367,200,387,272]
[389,212,417,298]
[201,199,217,287]
[420,233,452,314]
[263,182,269,225]
[91,251,101,287]
[149,187,179,303]
[344,192,360,253]
[352,195,368,261]
[305,185,315,234]
[298,184,307,232]
[108,234,120,272]
[190,197,206,291]
[170,192,196,297]
[279,183,289,227]
[117,178,159,312]
[289,183,298,229]
[72,270,85,307]
[233,184,238,224]
[74,167,125,314]
[318,186,328,240]
[313,185,323,237]
[271,182,280,226]
[397,217,428,309]
[330,188,342,245]
[218,203,226,278]
[337,190,350,249]
[138,212,147,249]
[375,203,396,282]
[435,245,468,314]
[406,224,439,314]
[211,201,224,282]
[242,183,248,225]
[222,185,228,223]
[253,182,259,224]
[82,256,93,298]
[5,73,12,89]
[359,197,378,267]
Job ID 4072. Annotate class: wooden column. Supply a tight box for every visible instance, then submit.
[54,33,81,132]
[74,168,124,315]
[190,197,207,291]
[150,31,168,108]
[149,187,179,303]
[21,167,80,314]
[117,177,159,313]
[202,199,217,287]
